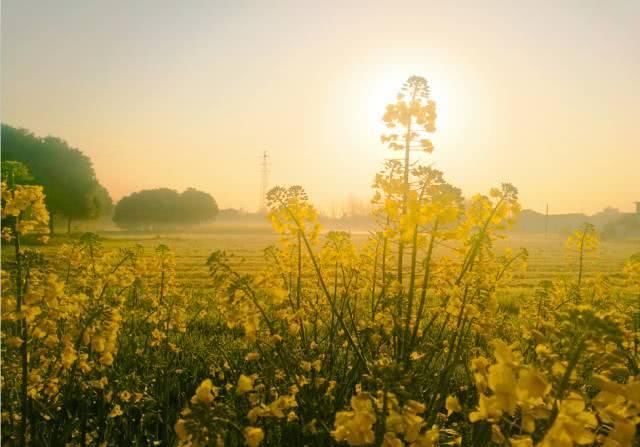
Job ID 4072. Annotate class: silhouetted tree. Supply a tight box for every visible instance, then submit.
[180,188,219,223]
[1,124,113,233]
[91,183,114,220]
[113,188,218,229]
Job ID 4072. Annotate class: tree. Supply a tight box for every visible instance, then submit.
[91,183,114,220]
[381,76,437,283]
[1,124,113,233]
[113,187,218,229]
[180,188,219,223]
[1,160,32,185]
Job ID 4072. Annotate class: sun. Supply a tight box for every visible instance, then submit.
[331,62,468,175]
[359,67,458,139]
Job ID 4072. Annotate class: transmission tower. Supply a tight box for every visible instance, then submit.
[259,151,270,213]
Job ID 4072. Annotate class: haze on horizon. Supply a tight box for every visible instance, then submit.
[2,0,638,215]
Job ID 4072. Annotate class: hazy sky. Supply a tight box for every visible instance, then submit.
[2,1,639,214]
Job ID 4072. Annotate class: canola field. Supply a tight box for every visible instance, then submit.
[36,230,640,296]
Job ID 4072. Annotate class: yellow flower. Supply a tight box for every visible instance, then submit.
[469,395,502,423]
[517,368,550,399]
[99,352,114,366]
[405,400,426,414]
[491,339,515,364]
[151,328,165,344]
[487,363,517,415]
[382,433,403,447]
[332,394,376,446]
[174,419,187,440]
[61,345,78,369]
[31,326,46,339]
[243,426,264,447]
[44,334,58,348]
[535,344,552,356]
[6,336,23,348]
[445,395,462,416]
[247,406,266,423]
[245,352,260,361]
[108,404,123,418]
[510,437,533,447]
[45,378,59,397]
[243,320,257,342]
[266,395,297,419]
[411,427,439,447]
[471,356,490,372]
[192,378,217,404]
[237,374,255,395]
[539,393,597,447]
[288,322,300,336]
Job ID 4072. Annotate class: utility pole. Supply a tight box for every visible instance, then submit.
[545,203,549,237]
[259,151,269,213]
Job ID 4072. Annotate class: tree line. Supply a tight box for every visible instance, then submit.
[1,124,218,232]
[1,124,112,233]
[113,187,218,229]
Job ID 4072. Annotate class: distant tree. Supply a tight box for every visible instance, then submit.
[1,124,113,233]
[91,183,114,218]
[217,208,246,219]
[113,188,181,228]
[179,188,219,223]
[113,187,218,229]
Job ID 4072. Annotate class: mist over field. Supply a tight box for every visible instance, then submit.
[1,2,639,447]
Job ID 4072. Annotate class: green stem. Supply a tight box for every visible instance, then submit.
[13,216,29,447]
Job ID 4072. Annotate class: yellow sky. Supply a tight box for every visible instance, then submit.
[2,1,638,214]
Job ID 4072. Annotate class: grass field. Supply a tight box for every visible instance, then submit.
[33,229,640,295]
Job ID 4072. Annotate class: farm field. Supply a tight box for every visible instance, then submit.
[31,230,640,294]
[3,216,639,446]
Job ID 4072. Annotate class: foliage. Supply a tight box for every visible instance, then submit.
[1,124,113,230]
[113,187,219,229]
